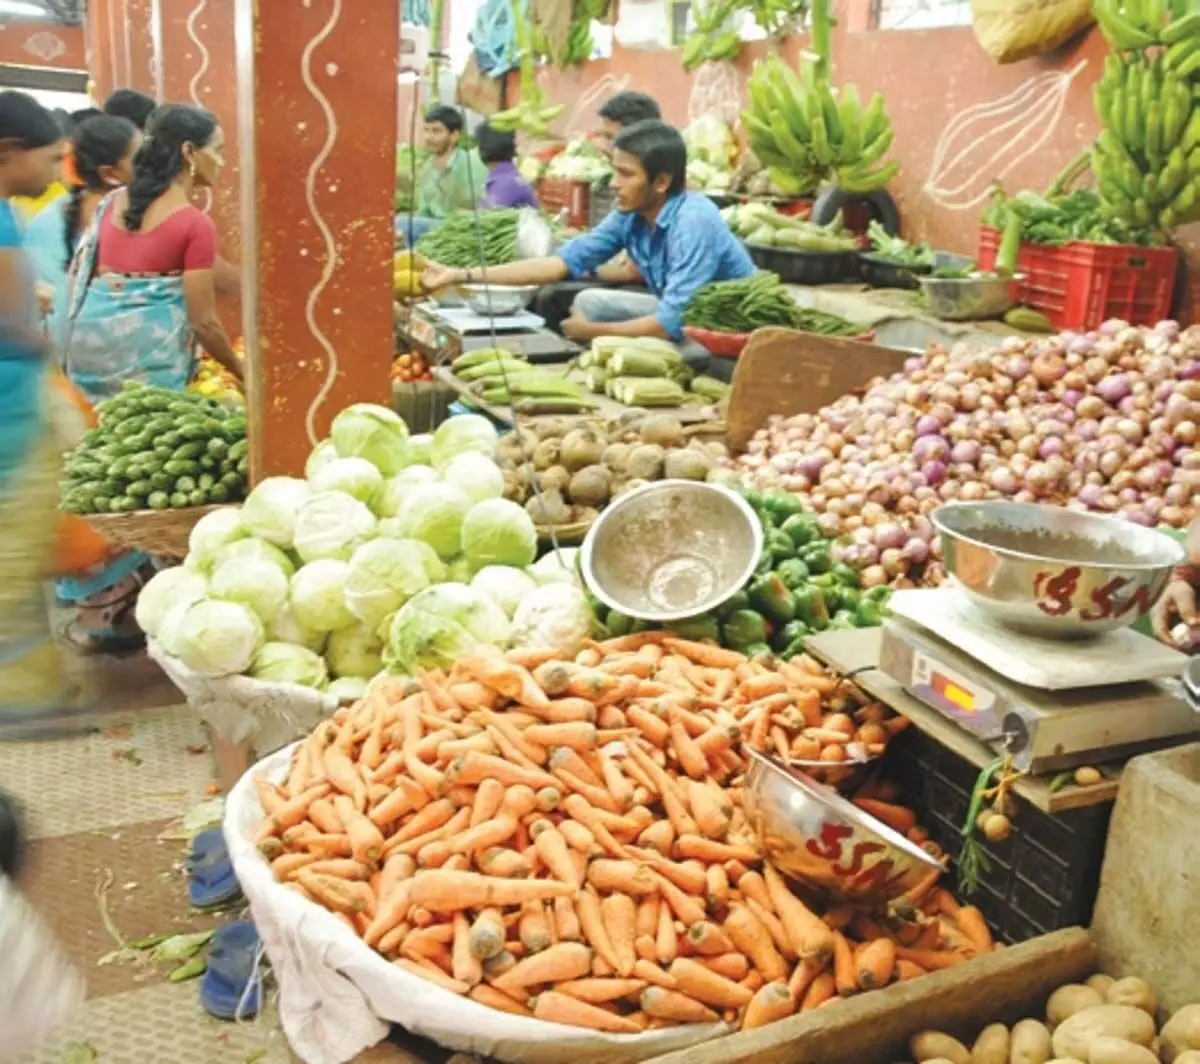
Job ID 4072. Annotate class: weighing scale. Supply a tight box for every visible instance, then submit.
[398,302,580,365]
[878,587,1200,774]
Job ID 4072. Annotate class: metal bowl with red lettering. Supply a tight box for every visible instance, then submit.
[932,500,1185,638]
[742,748,941,906]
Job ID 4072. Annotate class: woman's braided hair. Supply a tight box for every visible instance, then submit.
[62,114,138,269]
[124,104,217,232]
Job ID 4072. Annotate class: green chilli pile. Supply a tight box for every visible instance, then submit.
[683,272,863,336]
[415,210,521,269]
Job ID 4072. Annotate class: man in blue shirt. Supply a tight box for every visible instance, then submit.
[421,121,755,363]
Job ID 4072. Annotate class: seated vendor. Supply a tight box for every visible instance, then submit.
[425,121,754,368]
[1152,515,1199,647]
[402,105,482,246]
[477,121,537,209]
[595,91,662,159]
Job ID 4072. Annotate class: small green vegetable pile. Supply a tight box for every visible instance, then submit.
[865,220,933,267]
[415,209,521,268]
[721,202,859,252]
[684,272,863,337]
[982,186,1161,248]
[61,381,248,515]
[574,337,730,408]
[597,489,891,655]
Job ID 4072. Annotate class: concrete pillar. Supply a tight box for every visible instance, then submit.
[234,0,399,478]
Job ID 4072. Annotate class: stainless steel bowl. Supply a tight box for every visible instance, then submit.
[786,754,878,795]
[459,283,538,316]
[742,748,941,906]
[933,501,1185,638]
[918,272,1023,321]
[580,480,762,622]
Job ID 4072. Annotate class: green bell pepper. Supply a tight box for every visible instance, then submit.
[669,614,721,642]
[800,541,833,573]
[792,586,830,629]
[722,609,769,649]
[810,571,838,589]
[831,562,861,588]
[742,488,763,512]
[773,619,810,652]
[775,558,811,590]
[780,512,820,548]
[863,584,892,604]
[715,590,750,620]
[742,641,773,659]
[823,585,845,613]
[760,490,805,521]
[767,528,795,564]
[854,599,886,627]
[838,587,862,613]
[606,609,633,637]
[755,547,776,575]
[748,573,796,626]
[781,637,808,660]
[828,610,858,631]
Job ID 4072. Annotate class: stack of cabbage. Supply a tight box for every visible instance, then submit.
[134,404,596,698]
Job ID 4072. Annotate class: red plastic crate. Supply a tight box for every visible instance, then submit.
[537,177,590,228]
[977,227,1179,331]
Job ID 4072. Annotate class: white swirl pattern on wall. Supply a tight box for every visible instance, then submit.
[186,0,214,213]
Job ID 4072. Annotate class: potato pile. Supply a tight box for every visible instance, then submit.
[909,974,1200,1064]
[496,413,731,529]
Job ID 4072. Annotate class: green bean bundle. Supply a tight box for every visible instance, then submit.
[415,210,520,268]
[684,272,863,337]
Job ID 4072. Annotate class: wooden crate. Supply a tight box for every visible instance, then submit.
[642,928,1096,1064]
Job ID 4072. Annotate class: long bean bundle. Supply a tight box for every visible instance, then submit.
[684,272,862,337]
[416,210,520,268]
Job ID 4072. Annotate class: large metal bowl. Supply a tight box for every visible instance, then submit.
[580,480,762,622]
[459,283,538,316]
[742,748,941,906]
[918,272,1023,321]
[933,501,1185,638]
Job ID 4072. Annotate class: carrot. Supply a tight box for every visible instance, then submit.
[558,819,597,854]
[745,899,795,961]
[557,977,647,1004]
[448,681,500,710]
[638,819,676,854]
[699,953,749,982]
[388,798,456,845]
[705,864,730,911]
[954,905,994,954]
[401,923,456,960]
[687,780,731,840]
[494,941,592,990]
[763,864,834,964]
[675,835,760,865]
[575,888,620,971]
[725,904,788,983]
[467,908,506,960]
[894,958,926,981]
[505,647,561,670]
[468,777,506,827]
[483,717,546,769]
[531,698,597,724]
[553,895,581,942]
[304,858,371,880]
[670,722,709,780]
[560,794,627,857]
[894,945,969,970]
[786,957,823,1001]
[742,982,795,1029]
[271,852,319,879]
[253,783,332,842]
[333,795,386,865]
[395,958,469,995]
[800,971,835,1010]
[932,887,961,918]
[297,869,368,915]
[525,825,578,889]
[687,921,736,956]
[626,706,671,745]
[450,912,483,987]
[554,766,621,814]
[300,833,353,859]
[641,986,720,1024]
[469,983,530,1016]
[600,893,637,977]
[597,751,635,811]
[462,654,548,707]
[633,958,677,990]
[408,870,577,911]
[740,673,789,700]
[449,813,519,855]
[636,894,660,940]
[900,864,943,907]
[655,874,707,928]
[654,900,678,966]
[586,860,657,896]
[832,931,858,997]
[532,990,642,1034]
[476,847,529,879]
[323,746,367,810]
[735,870,773,913]
[669,957,753,1009]
[518,901,553,954]
[448,752,556,791]
[853,798,918,835]
[855,938,895,991]
[254,776,286,818]
[526,721,597,751]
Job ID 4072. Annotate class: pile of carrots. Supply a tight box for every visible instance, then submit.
[251,633,997,1036]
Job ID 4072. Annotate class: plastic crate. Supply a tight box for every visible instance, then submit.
[886,728,1112,944]
[538,178,590,228]
[977,227,1179,331]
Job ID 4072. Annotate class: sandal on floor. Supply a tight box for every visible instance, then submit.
[187,828,242,910]
[199,921,262,1021]
[57,622,145,657]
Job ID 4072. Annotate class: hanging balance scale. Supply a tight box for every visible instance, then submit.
[878,587,1200,774]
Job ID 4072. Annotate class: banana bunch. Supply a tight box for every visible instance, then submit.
[1090,9,1200,230]
[681,0,742,72]
[490,0,564,136]
[742,54,899,196]
[562,17,594,65]
[749,0,809,36]
[1094,0,1200,60]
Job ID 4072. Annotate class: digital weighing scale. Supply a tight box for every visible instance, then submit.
[878,587,1200,774]
[398,302,580,365]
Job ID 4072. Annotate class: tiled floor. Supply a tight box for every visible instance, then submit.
[2,649,454,1064]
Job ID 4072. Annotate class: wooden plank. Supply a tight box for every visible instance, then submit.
[726,330,912,453]
[642,927,1097,1064]
[804,628,1122,814]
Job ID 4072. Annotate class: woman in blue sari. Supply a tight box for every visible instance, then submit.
[56,104,242,653]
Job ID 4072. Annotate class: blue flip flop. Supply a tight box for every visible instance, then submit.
[200,921,263,1021]
[188,828,242,910]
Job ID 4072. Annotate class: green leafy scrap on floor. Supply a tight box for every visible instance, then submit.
[62,1044,98,1064]
[150,930,214,964]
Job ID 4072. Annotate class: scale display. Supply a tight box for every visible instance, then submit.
[909,648,1001,737]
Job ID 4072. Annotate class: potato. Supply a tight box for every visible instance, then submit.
[1045,1060,1087,1064]
[1086,975,1116,996]
[1161,1006,1200,1064]
[1174,1054,1200,1064]
[1048,986,1106,1028]
[1052,1007,1157,1062]
[1104,978,1157,1017]
[1012,1019,1053,1064]
[1087,1037,1159,1064]
[911,1031,971,1064]
[972,1023,1011,1064]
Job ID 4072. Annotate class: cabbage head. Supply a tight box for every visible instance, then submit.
[309,457,384,508]
[187,508,248,571]
[528,548,582,587]
[325,621,385,679]
[249,642,329,689]
[136,567,208,639]
[305,440,339,480]
[385,583,510,673]
[344,537,433,628]
[394,483,472,560]
[461,498,537,569]
[441,452,504,505]
[327,676,369,702]
[430,414,497,470]
[405,433,433,466]
[165,598,263,676]
[289,559,354,632]
[210,537,296,579]
[240,477,310,548]
[292,491,377,563]
[210,557,289,624]
[510,583,594,657]
[266,603,328,654]
[331,403,410,476]
[470,565,536,619]
[444,555,474,583]
[376,465,437,519]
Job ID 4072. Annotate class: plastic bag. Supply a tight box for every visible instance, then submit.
[970,0,1093,63]
[226,745,726,1064]
[613,0,669,50]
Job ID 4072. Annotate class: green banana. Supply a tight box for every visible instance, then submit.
[1161,10,1200,43]
[836,159,901,194]
[1095,0,1160,49]
[1146,100,1164,164]
[837,84,863,165]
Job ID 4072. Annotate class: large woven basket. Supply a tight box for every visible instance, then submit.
[85,505,229,560]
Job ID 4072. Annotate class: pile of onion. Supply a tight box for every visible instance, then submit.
[732,320,1200,588]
